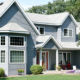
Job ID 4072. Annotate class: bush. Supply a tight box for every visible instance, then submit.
[0,68,5,77]
[18,69,24,75]
[30,65,43,74]
[18,69,24,73]
[56,66,61,71]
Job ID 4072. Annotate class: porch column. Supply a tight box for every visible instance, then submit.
[40,49,42,66]
[56,49,59,70]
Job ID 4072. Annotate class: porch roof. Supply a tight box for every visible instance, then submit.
[35,35,62,49]
[36,35,80,50]
[0,22,30,34]
[60,42,80,50]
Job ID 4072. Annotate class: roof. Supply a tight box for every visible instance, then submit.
[35,35,62,49]
[0,22,30,34]
[27,12,78,26]
[0,0,40,35]
[60,42,80,50]
[35,35,80,50]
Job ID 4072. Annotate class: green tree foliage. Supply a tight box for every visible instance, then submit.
[27,0,80,21]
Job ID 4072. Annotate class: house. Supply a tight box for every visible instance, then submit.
[0,0,80,76]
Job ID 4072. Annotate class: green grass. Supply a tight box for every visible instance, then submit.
[0,74,80,80]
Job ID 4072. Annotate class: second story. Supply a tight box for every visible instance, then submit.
[27,12,77,42]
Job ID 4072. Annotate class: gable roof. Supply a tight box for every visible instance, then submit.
[27,12,78,26]
[0,0,40,35]
[0,22,30,34]
[35,35,62,49]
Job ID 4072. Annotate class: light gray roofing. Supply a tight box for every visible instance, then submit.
[36,35,62,49]
[27,12,77,26]
[36,35,80,50]
[0,22,30,34]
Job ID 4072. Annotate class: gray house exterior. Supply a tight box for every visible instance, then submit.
[0,0,80,76]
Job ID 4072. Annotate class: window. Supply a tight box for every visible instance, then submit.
[64,29,72,37]
[10,51,24,63]
[37,27,45,34]
[1,36,5,45]
[64,29,68,36]
[1,51,5,63]
[69,30,72,37]
[10,37,24,46]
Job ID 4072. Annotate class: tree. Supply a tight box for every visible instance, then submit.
[27,0,80,21]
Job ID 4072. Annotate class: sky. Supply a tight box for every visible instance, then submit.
[0,0,54,10]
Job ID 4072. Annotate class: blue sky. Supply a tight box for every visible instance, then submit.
[17,0,54,10]
[0,0,54,10]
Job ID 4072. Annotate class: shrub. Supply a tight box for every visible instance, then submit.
[0,68,5,77]
[30,65,43,74]
[56,66,61,71]
[18,69,24,75]
[18,69,24,73]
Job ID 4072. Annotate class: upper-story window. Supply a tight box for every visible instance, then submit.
[10,37,24,46]
[64,29,72,37]
[37,27,45,35]
[1,36,5,45]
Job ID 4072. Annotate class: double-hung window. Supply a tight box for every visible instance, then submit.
[64,29,72,37]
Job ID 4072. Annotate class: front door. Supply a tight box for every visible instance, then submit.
[42,51,48,70]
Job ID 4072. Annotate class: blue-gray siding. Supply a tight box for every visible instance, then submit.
[44,39,58,49]
[61,16,76,42]
[0,3,38,75]
[35,24,57,39]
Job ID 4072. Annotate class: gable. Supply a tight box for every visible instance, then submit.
[44,39,59,49]
[61,15,76,42]
[0,0,39,35]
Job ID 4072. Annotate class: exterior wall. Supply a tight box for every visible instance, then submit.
[61,16,76,42]
[8,34,27,75]
[35,24,57,39]
[0,34,9,76]
[0,3,38,75]
[71,51,80,69]
[44,39,58,49]
[49,50,56,70]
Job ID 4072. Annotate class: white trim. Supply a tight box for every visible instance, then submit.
[9,49,25,64]
[9,35,25,47]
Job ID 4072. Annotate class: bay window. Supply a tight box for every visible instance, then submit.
[10,37,24,46]
[10,51,24,63]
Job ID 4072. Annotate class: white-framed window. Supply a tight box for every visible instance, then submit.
[64,29,72,37]
[1,36,5,45]
[10,51,24,63]
[37,27,45,35]
[10,36,24,46]
[0,50,5,63]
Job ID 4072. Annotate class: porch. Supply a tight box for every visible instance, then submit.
[36,49,80,70]
[36,35,80,70]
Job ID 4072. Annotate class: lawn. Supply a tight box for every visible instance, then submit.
[0,74,80,80]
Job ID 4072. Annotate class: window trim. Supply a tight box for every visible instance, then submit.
[9,36,25,47]
[9,50,25,64]
[37,26,45,35]
[63,28,73,37]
